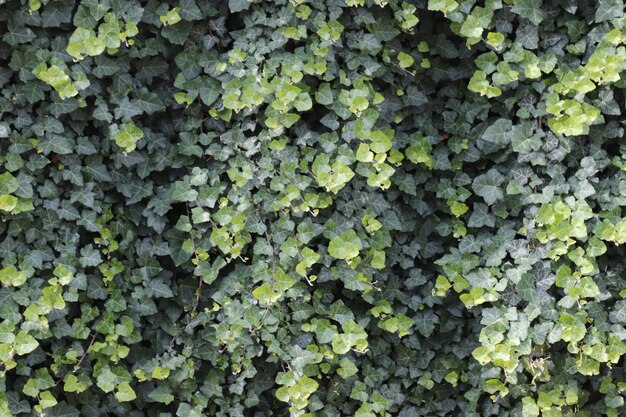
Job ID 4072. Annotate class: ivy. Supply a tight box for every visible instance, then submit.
[3,1,626,417]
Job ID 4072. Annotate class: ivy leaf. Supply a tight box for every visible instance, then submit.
[332,320,368,354]
[472,169,505,205]
[460,15,484,39]
[33,64,78,99]
[477,118,512,154]
[96,368,116,393]
[397,52,414,69]
[3,22,36,46]
[511,123,542,153]
[337,357,358,379]
[15,331,39,355]
[160,8,182,26]
[316,83,334,105]
[252,283,279,305]
[428,0,458,12]
[522,397,540,417]
[41,2,73,27]
[38,391,57,409]
[0,195,18,212]
[114,383,137,402]
[511,0,547,25]
[595,0,624,22]
[67,28,105,60]
[148,386,175,404]
[46,404,80,417]
[609,300,626,323]
[112,122,143,153]
[150,281,174,298]
[229,0,251,12]
[162,21,193,44]
[329,230,363,261]
[413,311,437,337]
[79,245,103,268]
[0,265,27,287]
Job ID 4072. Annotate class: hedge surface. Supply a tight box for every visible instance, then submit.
[1,0,626,416]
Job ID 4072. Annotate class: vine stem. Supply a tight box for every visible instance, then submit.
[73,332,98,372]
[186,201,203,317]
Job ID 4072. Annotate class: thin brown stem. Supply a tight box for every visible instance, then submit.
[73,332,98,372]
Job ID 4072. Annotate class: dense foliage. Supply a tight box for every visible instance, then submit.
[2,0,626,416]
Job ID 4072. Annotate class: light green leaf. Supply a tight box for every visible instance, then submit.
[329,230,363,261]
[0,195,18,212]
[115,382,137,402]
[522,396,540,417]
[428,0,459,12]
[67,27,106,60]
[0,265,27,287]
[113,122,143,153]
[0,172,19,194]
[96,368,116,393]
[159,7,182,26]
[252,283,280,305]
[337,357,358,379]
[15,331,39,355]
[397,52,414,69]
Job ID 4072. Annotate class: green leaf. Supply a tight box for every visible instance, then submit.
[405,135,433,168]
[337,357,358,379]
[428,0,458,13]
[332,320,368,354]
[397,52,414,69]
[252,283,280,305]
[460,15,484,39]
[148,386,175,404]
[38,391,57,409]
[112,122,143,153]
[33,64,78,99]
[413,311,437,337]
[370,130,393,154]
[15,331,39,355]
[511,0,547,25]
[522,397,540,417]
[0,265,27,287]
[115,382,137,402]
[0,172,18,195]
[315,83,334,105]
[67,27,106,60]
[511,123,542,153]
[294,93,312,112]
[162,21,193,44]
[96,368,117,393]
[63,374,91,393]
[329,230,363,261]
[595,0,624,22]
[477,119,512,154]
[229,0,250,12]
[610,300,626,323]
[0,195,18,212]
[472,169,505,205]
[53,264,74,285]
[133,89,166,114]
[160,8,182,26]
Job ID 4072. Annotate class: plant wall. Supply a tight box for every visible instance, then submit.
[1,0,626,416]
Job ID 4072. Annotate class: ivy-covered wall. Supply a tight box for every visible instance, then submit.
[1,0,626,416]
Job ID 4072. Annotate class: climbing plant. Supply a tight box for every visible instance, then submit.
[1,0,626,416]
